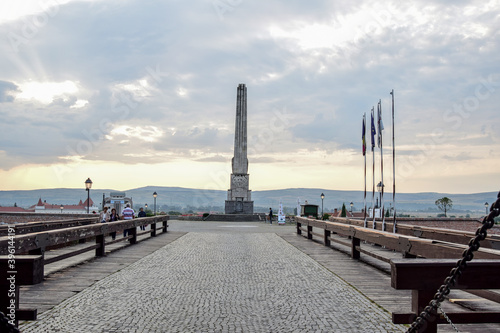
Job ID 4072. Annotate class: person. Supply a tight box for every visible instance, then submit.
[99,207,110,223]
[138,207,146,230]
[121,204,135,237]
[269,207,273,224]
[109,208,119,240]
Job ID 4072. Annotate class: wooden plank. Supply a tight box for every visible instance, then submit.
[44,244,100,265]
[391,259,500,290]
[393,311,500,324]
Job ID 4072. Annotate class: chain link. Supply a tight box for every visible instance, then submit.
[0,310,20,333]
[406,191,500,333]
[438,303,459,332]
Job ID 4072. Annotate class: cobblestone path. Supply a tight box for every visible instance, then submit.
[21,232,405,332]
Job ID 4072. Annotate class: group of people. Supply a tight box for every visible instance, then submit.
[98,204,148,240]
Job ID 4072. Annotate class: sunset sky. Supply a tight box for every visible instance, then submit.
[0,0,499,194]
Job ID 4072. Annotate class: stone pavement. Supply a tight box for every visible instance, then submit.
[20,221,406,332]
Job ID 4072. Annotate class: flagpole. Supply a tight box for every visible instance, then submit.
[391,89,396,233]
[363,113,367,228]
[371,107,376,229]
[379,100,385,231]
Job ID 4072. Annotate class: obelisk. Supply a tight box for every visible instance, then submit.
[225,84,253,214]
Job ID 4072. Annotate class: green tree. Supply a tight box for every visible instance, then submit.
[341,203,347,217]
[435,197,453,217]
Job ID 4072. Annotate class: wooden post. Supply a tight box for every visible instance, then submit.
[128,226,137,244]
[162,220,168,233]
[150,221,157,237]
[95,234,105,257]
[351,237,360,259]
[296,221,302,235]
[324,230,331,247]
[307,225,313,240]
[412,289,437,333]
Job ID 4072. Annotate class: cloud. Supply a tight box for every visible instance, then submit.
[0,80,18,102]
[0,0,499,192]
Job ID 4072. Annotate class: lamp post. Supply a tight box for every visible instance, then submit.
[350,202,353,214]
[153,192,157,216]
[85,178,92,214]
[320,193,325,219]
[145,203,148,212]
[485,202,489,216]
[376,181,384,213]
[60,205,64,214]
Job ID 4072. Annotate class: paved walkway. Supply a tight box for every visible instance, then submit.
[20,221,405,332]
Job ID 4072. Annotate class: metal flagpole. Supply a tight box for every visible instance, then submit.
[379,100,385,231]
[363,113,367,228]
[391,89,396,233]
[371,107,376,229]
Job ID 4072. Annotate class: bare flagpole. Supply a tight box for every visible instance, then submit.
[391,89,396,233]
[363,113,367,228]
[379,100,385,231]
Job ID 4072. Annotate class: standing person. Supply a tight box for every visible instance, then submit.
[121,204,135,237]
[138,207,146,230]
[109,208,119,240]
[99,207,110,223]
[269,207,273,224]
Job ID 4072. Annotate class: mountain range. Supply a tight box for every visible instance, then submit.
[0,186,496,215]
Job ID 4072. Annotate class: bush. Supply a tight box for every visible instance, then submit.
[203,213,209,218]
[322,213,330,220]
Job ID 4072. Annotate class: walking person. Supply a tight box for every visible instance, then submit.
[269,207,273,224]
[121,204,135,237]
[109,208,119,240]
[138,207,146,230]
[99,206,110,223]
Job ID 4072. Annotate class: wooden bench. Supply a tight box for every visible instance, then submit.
[0,255,43,326]
[391,259,500,332]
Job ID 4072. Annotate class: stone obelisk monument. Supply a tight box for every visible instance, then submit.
[225,84,254,214]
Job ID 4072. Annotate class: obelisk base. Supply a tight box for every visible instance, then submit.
[225,200,254,214]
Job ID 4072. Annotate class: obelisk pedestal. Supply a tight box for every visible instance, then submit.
[225,84,254,214]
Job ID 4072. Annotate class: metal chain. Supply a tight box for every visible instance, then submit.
[406,191,500,333]
[0,310,20,333]
[437,303,459,332]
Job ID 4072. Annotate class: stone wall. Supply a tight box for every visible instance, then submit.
[0,212,96,225]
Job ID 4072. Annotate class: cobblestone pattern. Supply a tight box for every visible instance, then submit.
[21,232,405,332]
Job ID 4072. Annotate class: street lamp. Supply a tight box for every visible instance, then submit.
[60,204,64,214]
[376,181,384,211]
[320,193,325,219]
[85,178,93,214]
[485,202,489,216]
[153,192,158,216]
[145,203,148,211]
[350,202,353,214]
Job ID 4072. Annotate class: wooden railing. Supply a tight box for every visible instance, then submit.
[297,217,500,260]
[327,216,500,250]
[0,215,169,327]
[296,216,500,331]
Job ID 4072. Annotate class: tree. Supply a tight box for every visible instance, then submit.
[435,197,453,217]
[341,203,347,217]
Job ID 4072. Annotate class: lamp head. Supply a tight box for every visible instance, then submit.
[85,178,93,190]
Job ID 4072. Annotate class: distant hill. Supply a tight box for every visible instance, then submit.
[0,186,496,215]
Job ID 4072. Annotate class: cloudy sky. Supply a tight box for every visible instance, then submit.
[0,0,499,194]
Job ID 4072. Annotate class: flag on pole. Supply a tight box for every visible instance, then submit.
[377,102,384,148]
[370,110,376,151]
[362,115,366,156]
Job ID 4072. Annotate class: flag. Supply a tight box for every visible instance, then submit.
[362,115,366,156]
[370,109,376,151]
[377,102,384,148]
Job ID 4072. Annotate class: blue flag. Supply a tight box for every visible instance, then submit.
[370,110,376,151]
[362,115,366,156]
